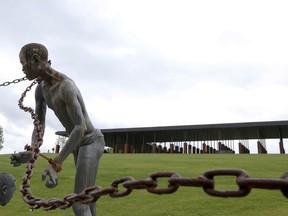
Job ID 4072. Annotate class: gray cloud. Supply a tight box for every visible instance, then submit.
[1,0,288,154]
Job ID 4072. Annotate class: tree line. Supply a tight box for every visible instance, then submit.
[0,125,66,152]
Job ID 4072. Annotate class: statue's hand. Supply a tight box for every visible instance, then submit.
[10,151,32,167]
[42,164,58,188]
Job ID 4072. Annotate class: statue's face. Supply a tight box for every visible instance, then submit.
[0,186,14,206]
[0,173,16,206]
[19,51,39,80]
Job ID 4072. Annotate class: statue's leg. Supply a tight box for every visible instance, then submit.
[72,137,105,216]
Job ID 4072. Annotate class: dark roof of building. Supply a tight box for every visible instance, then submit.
[99,120,288,143]
[56,120,288,144]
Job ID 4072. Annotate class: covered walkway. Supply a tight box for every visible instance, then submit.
[56,120,288,154]
[99,121,288,154]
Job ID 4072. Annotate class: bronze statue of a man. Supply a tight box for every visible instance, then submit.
[11,43,105,216]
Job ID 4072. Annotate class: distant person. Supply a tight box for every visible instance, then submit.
[10,43,105,216]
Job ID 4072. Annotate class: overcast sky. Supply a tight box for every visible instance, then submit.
[1,0,288,154]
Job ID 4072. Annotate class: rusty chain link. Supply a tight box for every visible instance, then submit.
[0,76,27,86]
[13,79,288,211]
[20,169,288,211]
[17,78,46,210]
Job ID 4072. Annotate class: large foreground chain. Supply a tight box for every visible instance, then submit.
[17,79,288,211]
[21,169,288,211]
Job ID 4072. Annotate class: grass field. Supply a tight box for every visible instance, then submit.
[0,153,288,215]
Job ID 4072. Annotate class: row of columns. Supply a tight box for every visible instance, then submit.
[111,140,285,154]
[113,141,237,154]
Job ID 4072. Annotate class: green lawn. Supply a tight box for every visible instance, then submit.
[0,153,288,215]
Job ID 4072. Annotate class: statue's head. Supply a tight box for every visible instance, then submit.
[20,43,48,62]
[0,172,16,206]
[19,43,49,80]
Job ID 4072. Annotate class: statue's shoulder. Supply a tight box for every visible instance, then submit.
[61,75,78,88]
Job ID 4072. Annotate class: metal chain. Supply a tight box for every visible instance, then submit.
[17,80,288,211]
[21,169,288,211]
[17,78,45,210]
[0,76,27,87]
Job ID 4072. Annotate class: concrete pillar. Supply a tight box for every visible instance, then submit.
[55,144,60,153]
[218,142,222,151]
[238,143,244,154]
[188,144,192,154]
[239,142,250,154]
[158,145,162,153]
[206,145,210,154]
[113,144,118,153]
[192,146,196,154]
[170,144,174,153]
[257,141,262,154]
[152,143,156,153]
[257,141,267,154]
[184,142,188,154]
[163,146,167,153]
[124,143,129,153]
[175,145,179,153]
[202,143,207,154]
[209,146,213,154]
[279,141,285,154]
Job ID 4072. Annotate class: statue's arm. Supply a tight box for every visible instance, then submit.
[53,84,87,164]
[42,82,87,188]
